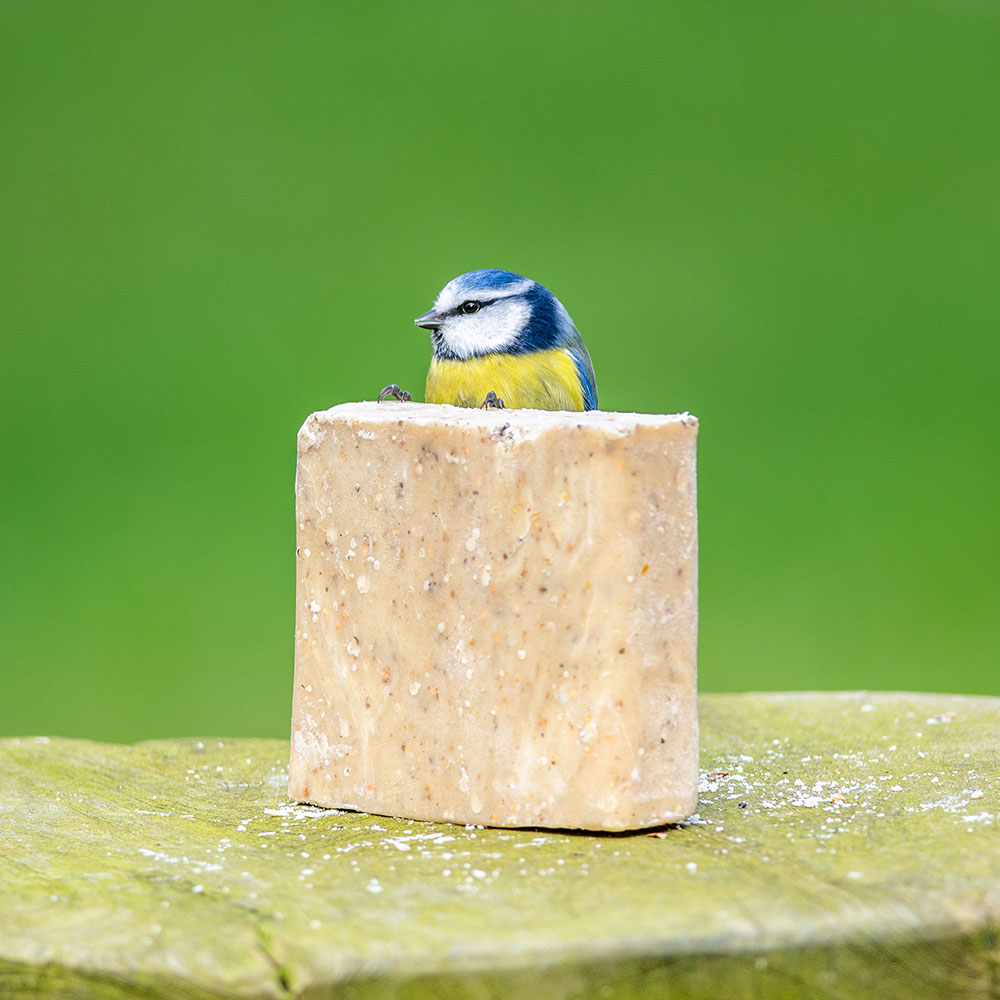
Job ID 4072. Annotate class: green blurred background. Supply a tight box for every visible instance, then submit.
[2,2,997,743]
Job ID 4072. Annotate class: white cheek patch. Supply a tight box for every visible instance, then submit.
[439,298,531,359]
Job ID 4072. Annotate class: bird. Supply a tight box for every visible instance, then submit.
[378,269,598,411]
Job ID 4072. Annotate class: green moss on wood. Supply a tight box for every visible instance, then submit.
[1,692,998,998]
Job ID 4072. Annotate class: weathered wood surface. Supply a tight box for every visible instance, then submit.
[1,692,997,999]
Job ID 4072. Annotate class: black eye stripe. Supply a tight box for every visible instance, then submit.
[450,296,498,318]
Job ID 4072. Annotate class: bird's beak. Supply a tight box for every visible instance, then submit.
[414,309,441,331]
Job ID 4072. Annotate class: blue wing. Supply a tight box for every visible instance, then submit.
[569,347,599,410]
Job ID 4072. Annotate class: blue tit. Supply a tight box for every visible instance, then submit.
[380,270,597,411]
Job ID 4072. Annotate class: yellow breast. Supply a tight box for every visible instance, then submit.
[425,349,586,411]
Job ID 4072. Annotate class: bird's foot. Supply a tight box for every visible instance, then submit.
[377,384,412,403]
[480,391,505,409]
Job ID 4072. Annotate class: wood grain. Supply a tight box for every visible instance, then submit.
[1,691,997,998]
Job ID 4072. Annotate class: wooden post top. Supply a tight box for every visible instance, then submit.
[2,691,997,998]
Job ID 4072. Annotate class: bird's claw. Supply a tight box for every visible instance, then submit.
[480,391,505,409]
[377,384,412,403]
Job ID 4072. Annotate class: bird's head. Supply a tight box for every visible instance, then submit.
[414,269,575,359]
